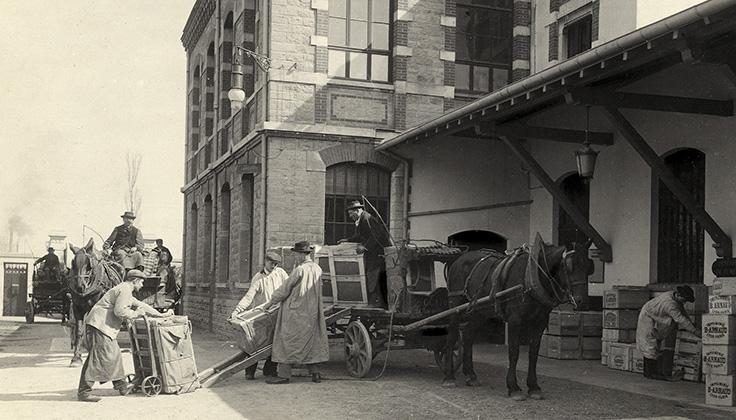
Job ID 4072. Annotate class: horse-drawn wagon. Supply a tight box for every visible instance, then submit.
[25,264,69,324]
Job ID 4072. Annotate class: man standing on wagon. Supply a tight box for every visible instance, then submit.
[103,211,145,270]
[259,241,328,384]
[339,200,392,307]
[34,247,61,283]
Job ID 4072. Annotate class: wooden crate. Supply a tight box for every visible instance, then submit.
[713,278,736,297]
[709,295,736,315]
[703,345,736,376]
[603,287,649,309]
[706,374,736,406]
[546,310,602,336]
[702,315,736,345]
[602,328,636,343]
[540,334,601,360]
[603,309,639,329]
[607,343,632,371]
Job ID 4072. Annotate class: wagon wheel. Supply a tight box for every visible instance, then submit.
[433,340,463,373]
[25,300,35,324]
[141,376,162,397]
[345,321,373,378]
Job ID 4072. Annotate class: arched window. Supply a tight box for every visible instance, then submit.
[189,203,199,281]
[204,194,214,284]
[654,148,705,284]
[218,183,231,283]
[205,42,215,137]
[191,64,201,151]
[240,174,255,281]
[324,163,391,245]
[555,173,590,250]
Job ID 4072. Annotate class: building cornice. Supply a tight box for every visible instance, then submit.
[181,0,216,52]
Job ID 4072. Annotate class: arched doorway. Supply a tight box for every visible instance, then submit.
[654,148,705,284]
[447,230,507,252]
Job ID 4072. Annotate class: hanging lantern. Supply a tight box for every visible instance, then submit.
[576,106,598,180]
[228,49,246,111]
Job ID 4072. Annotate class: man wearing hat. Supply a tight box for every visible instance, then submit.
[77,269,173,402]
[260,241,328,384]
[636,285,701,381]
[230,251,289,379]
[339,200,392,307]
[35,247,61,283]
[103,211,145,270]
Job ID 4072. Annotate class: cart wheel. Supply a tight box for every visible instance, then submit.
[433,340,463,373]
[345,321,373,378]
[25,301,35,324]
[141,376,162,397]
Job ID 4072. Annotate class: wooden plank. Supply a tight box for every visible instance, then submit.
[602,107,732,258]
[574,90,733,116]
[498,135,613,262]
[200,346,272,388]
[492,122,614,146]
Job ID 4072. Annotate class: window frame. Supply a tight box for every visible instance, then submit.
[564,14,593,59]
[327,0,393,83]
[454,1,513,94]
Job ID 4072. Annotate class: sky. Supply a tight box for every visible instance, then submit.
[0,0,194,259]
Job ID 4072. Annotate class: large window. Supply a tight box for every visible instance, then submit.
[565,15,592,58]
[328,0,391,82]
[324,163,391,245]
[455,0,512,93]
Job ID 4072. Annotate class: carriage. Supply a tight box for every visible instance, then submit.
[25,264,69,324]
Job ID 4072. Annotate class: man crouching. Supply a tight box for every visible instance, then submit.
[77,269,173,402]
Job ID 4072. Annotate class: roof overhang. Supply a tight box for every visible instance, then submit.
[377,0,736,151]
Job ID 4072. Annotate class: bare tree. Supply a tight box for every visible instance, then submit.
[125,151,143,218]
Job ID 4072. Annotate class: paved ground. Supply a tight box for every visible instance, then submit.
[1,316,735,420]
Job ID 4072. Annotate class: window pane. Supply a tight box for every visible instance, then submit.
[350,0,368,20]
[491,37,510,63]
[456,34,472,61]
[371,54,389,82]
[475,10,491,34]
[455,63,470,90]
[457,6,472,33]
[372,0,390,23]
[329,17,346,46]
[349,20,368,48]
[371,23,389,50]
[475,35,491,61]
[473,66,490,92]
[329,0,346,18]
[349,52,368,79]
[492,67,509,91]
[328,49,346,77]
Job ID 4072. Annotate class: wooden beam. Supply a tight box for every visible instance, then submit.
[497,135,613,262]
[573,90,734,116]
[478,122,614,146]
[601,107,732,258]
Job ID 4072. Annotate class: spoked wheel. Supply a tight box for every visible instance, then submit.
[141,376,162,397]
[433,340,463,373]
[345,321,373,378]
[25,301,35,324]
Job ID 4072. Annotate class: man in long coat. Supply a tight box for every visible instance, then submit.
[340,200,391,307]
[103,211,145,270]
[636,285,700,381]
[35,247,61,283]
[260,241,328,384]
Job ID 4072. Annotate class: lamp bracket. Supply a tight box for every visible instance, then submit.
[235,46,296,73]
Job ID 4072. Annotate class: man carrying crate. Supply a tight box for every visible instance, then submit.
[77,269,173,402]
[230,251,288,379]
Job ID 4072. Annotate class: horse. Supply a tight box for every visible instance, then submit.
[67,238,124,366]
[441,235,594,401]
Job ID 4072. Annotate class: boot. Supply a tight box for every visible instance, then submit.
[77,393,101,403]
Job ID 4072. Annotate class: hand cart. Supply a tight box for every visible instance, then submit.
[127,316,164,396]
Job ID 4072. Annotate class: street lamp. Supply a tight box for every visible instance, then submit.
[575,106,598,181]
[228,46,273,111]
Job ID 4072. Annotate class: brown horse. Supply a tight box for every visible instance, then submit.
[442,236,593,400]
[67,238,124,366]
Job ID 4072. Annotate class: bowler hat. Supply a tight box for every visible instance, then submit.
[126,269,146,281]
[121,211,136,219]
[676,285,695,303]
[48,247,54,252]
[265,251,282,263]
[291,241,312,254]
[346,200,364,211]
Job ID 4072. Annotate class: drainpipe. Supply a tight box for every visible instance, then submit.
[261,136,268,264]
[380,150,411,242]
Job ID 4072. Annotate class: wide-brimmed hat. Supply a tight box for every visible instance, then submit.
[121,211,136,219]
[126,269,146,281]
[346,200,364,211]
[265,251,282,263]
[291,241,313,254]
[676,285,695,303]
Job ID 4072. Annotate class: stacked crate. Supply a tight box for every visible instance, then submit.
[601,287,648,369]
[674,330,702,382]
[704,278,736,407]
[539,310,602,360]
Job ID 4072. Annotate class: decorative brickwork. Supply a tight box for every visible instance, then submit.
[443,97,456,112]
[445,0,456,17]
[395,93,407,131]
[315,86,328,123]
[512,68,530,81]
[444,27,455,52]
[550,0,560,12]
[549,22,559,61]
[395,21,409,46]
[513,1,531,26]
[394,56,408,81]
[592,0,600,41]
[319,143,400,171]
[443,60,454,86]
[512,35,530,61]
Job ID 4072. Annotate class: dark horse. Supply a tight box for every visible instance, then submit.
[441,235,593,400]
[67,239,124,366]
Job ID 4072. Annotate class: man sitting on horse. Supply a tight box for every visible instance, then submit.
[34,247,61,283]
[103,211,145,270]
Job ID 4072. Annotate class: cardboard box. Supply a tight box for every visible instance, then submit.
[607,343,632,371]
[546,310,602,336]
[603,309,639,329]
[702,315,736,345]
[709,295,736,315]
[631,347,644,374]
[706,374,736,406]
[603,287,649,309]
[602,328,636,343]
[703,345,736,375]
[713,278,736,297]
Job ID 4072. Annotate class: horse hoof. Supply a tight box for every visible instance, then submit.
[441,380,457,388]
[465,378,481,387]
[528,390,544,400]
[509,391,527,401]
